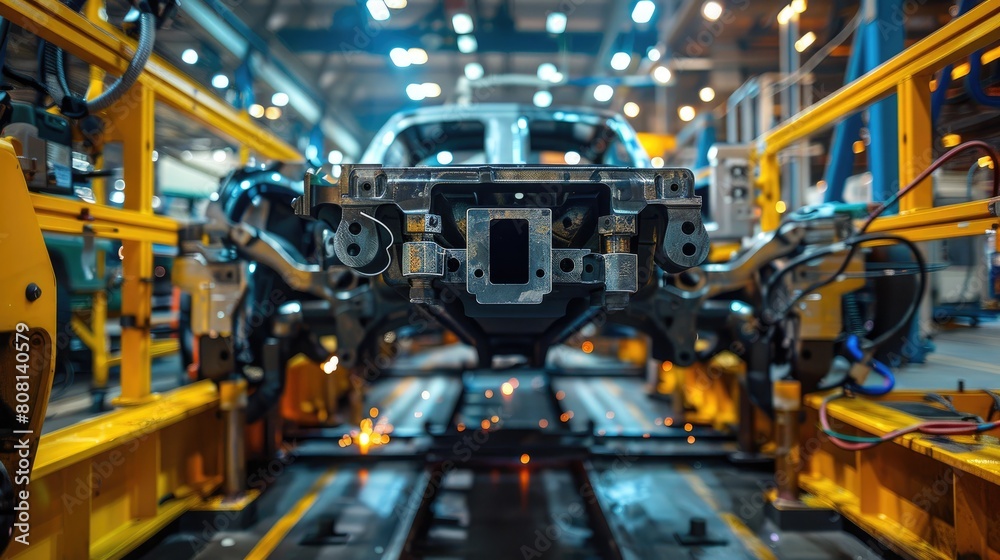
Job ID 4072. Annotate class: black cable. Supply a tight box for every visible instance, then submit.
[763,232,926,352]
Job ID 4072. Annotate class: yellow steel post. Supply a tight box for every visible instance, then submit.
[897,76,934,213]
[240,112,252,165]
[114,83,156,405]
[85,0,111,394]
[756,151,781,232]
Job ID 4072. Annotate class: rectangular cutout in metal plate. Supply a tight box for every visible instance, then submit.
[467,208,552,304]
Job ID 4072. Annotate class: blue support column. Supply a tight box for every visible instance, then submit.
[823,30,867,202]
[864,0,904,213]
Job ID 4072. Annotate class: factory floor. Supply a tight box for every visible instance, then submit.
[44,321,999,560]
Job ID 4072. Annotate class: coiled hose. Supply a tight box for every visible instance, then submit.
[43,10,155,115]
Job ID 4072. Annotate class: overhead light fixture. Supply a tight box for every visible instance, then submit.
[651,156,664,168]
[565,151,581,165]
[699,87,715,102]
[546,12,567,34]
[211,74,229,88]
[702,1,723,21]
[265,106,282,120]
[408,47,428,64]
[328,150,344,165]
[271,92,289,107]
[791,0,807,13]
[610,51,632,71]
[465,62,485,80]
[794,31,816,52]
[248,104,265,118]
[678,105,696,122]
[537,62,557,81]
[406,83,425,100]
[366,0,391,21]
[436,151,454,165]
[421,82,442,98]
[593,84,614,103]
[623,101,640,118]
[457,35,478,53]
[384,0,407,8]
[631,0,656,23]
[213,149,228,162]
[777,4,794,24]
[452,13,474,34]
[549,71,564,83]
[533,90,553,108]
[647,47,661,62]
[389,47,411,67]
[181,49,199,64]
[653,66,672,84]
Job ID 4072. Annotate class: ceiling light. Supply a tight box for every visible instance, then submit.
[408,47,428,64]
[791,0,807,13]
[389,47,411,67]
[631,0,656,23]
[181,49,198,64]
[452,13,474,34]
[457,35,477,53]
[436,151,453,165]
[794,31,816,52]
[565,151,581,165]
[264,106,282,120]
[110,191,125,204]
[248,104,265,118]
[699,87,715,102]
[702,1,723,21]
[406,83,425,101]
[421,82,441,98]
[777,5,794,24]
[623,102,640,118]
[653,66,672,84]
[271,92,289,107]
[384,0,407,8]
[611,51,632,71]
[546,12,567,34]
[533,90,553,108]
[328,150,344,164]
[647,47,661,62]
[651,156,664,168]
[366,0,390,21]
[305,145,319,160]
[537,62,557,81]
[593,84,614,102]
[549,71,564,83]
[211,74,229,88]
[465,62,485,80]
[213,149,227,162]
[678,105,696,121]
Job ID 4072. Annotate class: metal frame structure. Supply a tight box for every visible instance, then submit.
[0,0,302,557]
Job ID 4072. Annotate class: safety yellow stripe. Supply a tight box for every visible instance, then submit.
[245,467,337,560]
[719,513,778,560]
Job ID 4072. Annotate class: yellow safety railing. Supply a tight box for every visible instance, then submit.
[753,0,1000,234]
[0,0,302,405]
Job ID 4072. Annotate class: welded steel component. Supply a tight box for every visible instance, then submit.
[297,164,709,364]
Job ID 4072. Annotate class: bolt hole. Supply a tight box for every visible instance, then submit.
[220,350,229,361]
[678,351,692,363]
[447,258,461,273]
[604,217,612,227]
[474,268,484,278]
[670,183,680,192]
[560,258,575,273]
[802,349,813,360]
[362,182,372,191]
[348,222,362,235]
[347,243,361,257]
[682,243,697,257]
[536,269,545,278]
[562,216,573,229]
[584,263,595,274]
[681,221,696,235]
